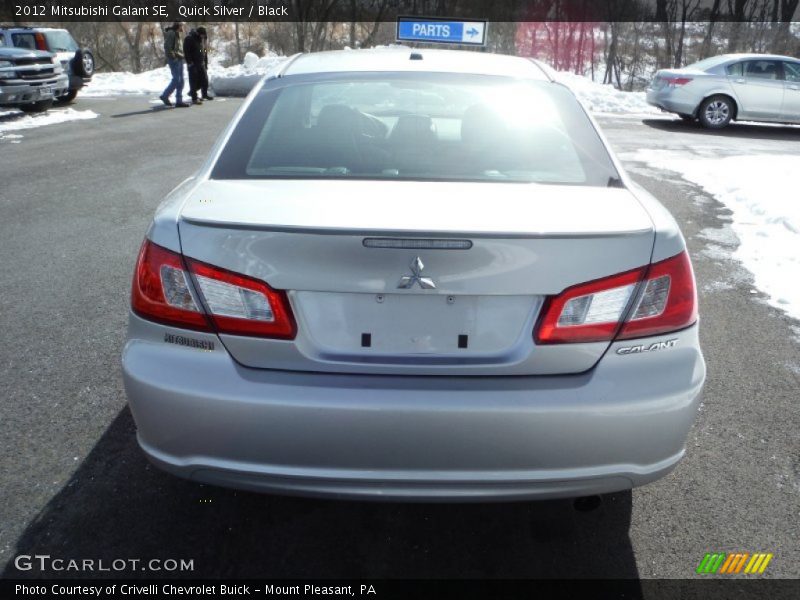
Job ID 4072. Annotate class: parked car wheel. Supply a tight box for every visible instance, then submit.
[74,49,94,78]
[55,89,79,104]
[19,99,53,113]
[698,95,734,129]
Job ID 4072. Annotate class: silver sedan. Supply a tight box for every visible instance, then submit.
[123,48,705,501]
[647,53,800,128]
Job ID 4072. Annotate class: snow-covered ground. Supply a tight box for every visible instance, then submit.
[208,52,286,96]
[0,108,98,142]
[554,71,659,115]
[632,150,800,322]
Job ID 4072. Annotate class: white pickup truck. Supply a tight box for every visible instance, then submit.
[0,27,94,103]
[0,46,69,112]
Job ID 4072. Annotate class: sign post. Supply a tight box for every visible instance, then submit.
[396,17,488,47]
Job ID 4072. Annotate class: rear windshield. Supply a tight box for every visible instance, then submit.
[212,72,619,186]
[685,56,729,71]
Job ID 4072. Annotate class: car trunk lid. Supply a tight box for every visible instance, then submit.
[649,67,708,90]
[177,179,655,375]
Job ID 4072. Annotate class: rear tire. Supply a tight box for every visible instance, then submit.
[55,89,79,104]
[73,49,94,78]
[19,99,53,113]
[698,96,734,129]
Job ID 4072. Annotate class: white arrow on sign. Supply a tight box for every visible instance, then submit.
[460,22,485,43]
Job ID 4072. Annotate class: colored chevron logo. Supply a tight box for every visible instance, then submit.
[696,552,773,574]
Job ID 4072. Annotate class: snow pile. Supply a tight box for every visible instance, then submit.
[209,52,287,96]
[555,71,660,115]
[0,108,98,137]
[633,150,800,321]
[84,52,287,98]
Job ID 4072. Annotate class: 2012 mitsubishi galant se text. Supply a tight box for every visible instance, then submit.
[122,48,706,501]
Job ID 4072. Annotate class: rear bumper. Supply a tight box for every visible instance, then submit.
[122,314,705,501]
[646,87,699,116]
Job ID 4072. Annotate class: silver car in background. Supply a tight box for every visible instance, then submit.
[123,48,705,501]
[647,53,800,128]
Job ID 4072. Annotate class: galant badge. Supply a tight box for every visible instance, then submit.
[398,256,436,289]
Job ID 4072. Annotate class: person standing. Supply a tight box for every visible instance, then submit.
[160,22,189,108]
[199,27,213,101]
[183,27,210,105]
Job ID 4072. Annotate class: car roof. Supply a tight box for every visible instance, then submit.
[282,47,551,80]
[714,53,800,62]
[0,26,63,31]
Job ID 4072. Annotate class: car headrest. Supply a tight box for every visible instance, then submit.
[389,114,437,146]
[316,104,360,133]
[460,104,509,147]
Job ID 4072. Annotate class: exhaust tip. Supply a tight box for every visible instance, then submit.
[573,495,603,512]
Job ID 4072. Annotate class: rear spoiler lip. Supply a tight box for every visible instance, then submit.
[178,216,653,239]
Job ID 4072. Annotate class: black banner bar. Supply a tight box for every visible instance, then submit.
[2,0,799,23]
[3,579,800,600]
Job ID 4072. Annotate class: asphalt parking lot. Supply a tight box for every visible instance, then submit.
[0,96,798,580]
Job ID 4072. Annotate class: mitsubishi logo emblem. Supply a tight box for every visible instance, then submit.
[398,256,436,289]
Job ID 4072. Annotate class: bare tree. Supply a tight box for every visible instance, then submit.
[234,22,243,63]
[292,0,342,53]
[117,22,145,73]
[673,0,702,67]
[603,22,623,87]
[700,0,722,58]
[772,0,800,53]
[726,0,751,52]
[347,0,390,48]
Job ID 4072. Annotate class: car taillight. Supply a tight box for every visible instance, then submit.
[617,251,697,340]
[34,32,48,52]
[131,239,296,339]
[535,251,697,344]
[535,267,646,344]
[131,240,210,331]
[664,77,693,87]
[185,257,296,339]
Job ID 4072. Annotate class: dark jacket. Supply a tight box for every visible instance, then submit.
[163,27,183,61]
[183,30,204,68]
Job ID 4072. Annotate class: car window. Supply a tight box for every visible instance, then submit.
[212,73,619,186]
[743,60,781,80]
[44,30,78,52]
[783,62,800,83]
[726,62,743,77]
[11,33,36,50]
